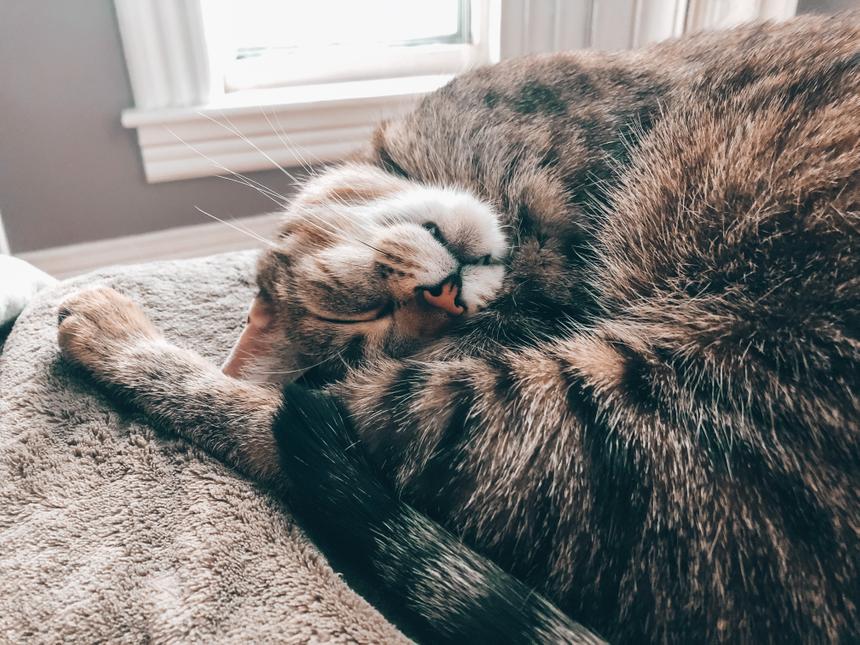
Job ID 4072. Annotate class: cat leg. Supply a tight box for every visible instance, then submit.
[57,286,285,489]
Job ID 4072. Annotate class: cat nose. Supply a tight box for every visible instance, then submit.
[419,275,464,316]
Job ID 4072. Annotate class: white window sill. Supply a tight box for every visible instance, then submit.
[121,74,453,183]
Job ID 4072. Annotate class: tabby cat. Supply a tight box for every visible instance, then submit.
[57,13,859,643]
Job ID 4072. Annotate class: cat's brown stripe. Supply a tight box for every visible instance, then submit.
[57,12,858,644]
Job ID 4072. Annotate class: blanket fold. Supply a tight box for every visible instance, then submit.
[0,251,406,644]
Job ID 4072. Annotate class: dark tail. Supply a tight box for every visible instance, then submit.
[275,384,604,644]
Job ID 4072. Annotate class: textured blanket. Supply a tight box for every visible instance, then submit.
[0,252,406,643]
[0,256,57,329]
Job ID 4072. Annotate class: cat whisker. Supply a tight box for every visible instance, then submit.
[283,196,398,261]
[263,108,319,178]
[193,206,277,248]
[291,206,399,261]
[289,187,379,236]
[184,115,409,265]
[198,111,305,188]
[281,202,356,242]
[164,126,290,208]
[214,174,289,208]
[354,239,400,263]
[283,201,389,259]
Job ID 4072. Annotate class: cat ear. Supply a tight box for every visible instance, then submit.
[371,122,410,179]
[221,295,275,379]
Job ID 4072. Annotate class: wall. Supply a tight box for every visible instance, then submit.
[0,1,298,254]
[798,0,858,11]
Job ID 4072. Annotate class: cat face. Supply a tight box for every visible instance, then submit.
[222,163,507,384]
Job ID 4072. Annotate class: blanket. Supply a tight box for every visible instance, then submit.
[0,256,57,332]
[0,251,407,643]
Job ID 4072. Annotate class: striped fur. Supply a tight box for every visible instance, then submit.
[291,14,860,643]
[275,384,604,643]
[58,13,859,644]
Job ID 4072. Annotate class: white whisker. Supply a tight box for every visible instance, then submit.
[263,108,317,177]
[193,206,277,248]
[214,174,288,207]
[198,111,304,186]
[164,125,289,208]
[199,113,382,242]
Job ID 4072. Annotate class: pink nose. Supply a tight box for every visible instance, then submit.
[420,277,464,316]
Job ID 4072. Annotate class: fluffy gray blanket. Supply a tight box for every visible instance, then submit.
[0,252,406,643]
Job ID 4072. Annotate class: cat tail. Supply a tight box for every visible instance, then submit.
[274,384,604,644]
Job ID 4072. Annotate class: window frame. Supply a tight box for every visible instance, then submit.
[115,0,793,184]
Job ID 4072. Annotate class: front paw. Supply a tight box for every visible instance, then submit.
[57,287,162,378]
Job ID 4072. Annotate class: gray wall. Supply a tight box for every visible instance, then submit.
[0,1,298,253]
[798,0,859,12]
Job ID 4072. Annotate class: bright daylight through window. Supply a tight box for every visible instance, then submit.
[218,0,475,91]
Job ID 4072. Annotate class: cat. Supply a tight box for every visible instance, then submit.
[57,12,858,644]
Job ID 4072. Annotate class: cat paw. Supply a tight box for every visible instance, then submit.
[57,286,162,378]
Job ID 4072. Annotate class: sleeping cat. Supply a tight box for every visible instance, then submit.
[57,13,858,644]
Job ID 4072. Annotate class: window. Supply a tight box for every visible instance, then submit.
[116,0,795,183]
[685,0,799,31]
[221,0,479,91]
